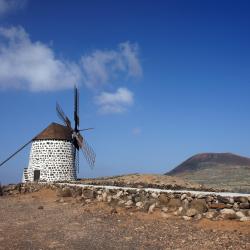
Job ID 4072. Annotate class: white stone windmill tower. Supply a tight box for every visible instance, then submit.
[0,87,95,182]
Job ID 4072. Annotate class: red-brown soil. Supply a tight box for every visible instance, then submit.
[0,189,249,250]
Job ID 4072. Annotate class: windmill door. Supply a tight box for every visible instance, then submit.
[34,170,40,181]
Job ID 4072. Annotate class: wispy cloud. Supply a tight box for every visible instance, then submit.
[0,26,81,91]
[81,42,142,114]
[95,87,134,114]
[81,41,142,89]
[0,0,27,17]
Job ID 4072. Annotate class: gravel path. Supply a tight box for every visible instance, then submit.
[0,189,249,250]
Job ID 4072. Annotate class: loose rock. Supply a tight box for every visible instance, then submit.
[168,198,181,211]
[148,203,156,214]
[239,216,250,222]
[102,192,108,202]
[190,199,208,213]
[235,211,246,219]
[136,201,143,208]
[182,199,189,210]
[125,200,133,207]
[151,192,158,198]
[180,194,187,200]
[205,211,216,219]
[194,214,202,220]
[220,209,236,220]
[158,194,169,205]
[239,203,250,209]
[186,208,198,217]
[161,207,168,213]
[182,216,192,221]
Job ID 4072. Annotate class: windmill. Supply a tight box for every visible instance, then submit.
[56,86,96,171]
[0,86,95,182]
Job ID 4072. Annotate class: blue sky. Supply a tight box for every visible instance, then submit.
[0,0,250,184]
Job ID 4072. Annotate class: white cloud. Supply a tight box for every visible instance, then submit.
[0,26,142,114]
[81,41,142,89]
[0,26,82,91]
[119,42,142,77]
[0,0,26,17]
[95,87,134,114]
[0,26,142,94]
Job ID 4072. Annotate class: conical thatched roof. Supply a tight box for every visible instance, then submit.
[34,122,72,141]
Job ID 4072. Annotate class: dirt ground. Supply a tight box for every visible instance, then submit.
[79,174,206,190]
[0,189,249,250]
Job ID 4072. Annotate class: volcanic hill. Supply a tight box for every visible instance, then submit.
[166,153,250,193]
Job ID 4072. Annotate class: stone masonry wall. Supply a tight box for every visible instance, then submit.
[1,183,250,222]
[24,140,76,182]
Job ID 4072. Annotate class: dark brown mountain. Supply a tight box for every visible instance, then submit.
[166,153,250,193]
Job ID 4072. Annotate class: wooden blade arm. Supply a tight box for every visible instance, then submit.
[0,139,33,167]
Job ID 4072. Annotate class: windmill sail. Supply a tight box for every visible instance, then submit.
[0,139,33,167]
[56,85,96,170]
[74,86,80,130]
[81,138,96,168]
[56,102,72,129]
[75,133,96,168]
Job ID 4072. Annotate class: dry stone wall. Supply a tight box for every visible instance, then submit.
[1,182,250,222]
[23,140,76,182]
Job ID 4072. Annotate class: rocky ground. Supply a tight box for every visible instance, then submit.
[78,173,225,192]
[0,188,249,250]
